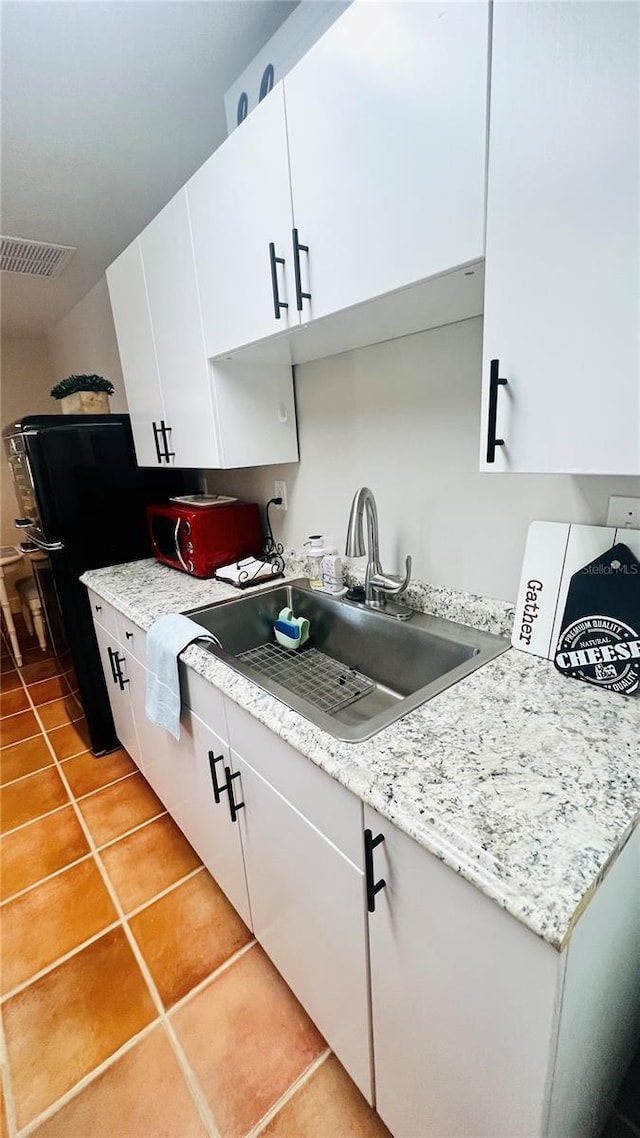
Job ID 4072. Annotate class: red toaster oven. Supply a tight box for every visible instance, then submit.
[146,500,263,578]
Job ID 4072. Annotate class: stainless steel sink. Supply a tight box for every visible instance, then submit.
[186,579,509,742]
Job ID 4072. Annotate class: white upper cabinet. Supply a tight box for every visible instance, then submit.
[106,240,166,467]
[480,1,640,474]
[188,84,299,358]
[106,190,298,469]
[139,189,221,469]
[283,1,489,323]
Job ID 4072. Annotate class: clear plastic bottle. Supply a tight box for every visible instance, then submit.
[305,534,325,589]
[322,552,343,593]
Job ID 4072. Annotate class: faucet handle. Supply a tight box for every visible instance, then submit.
[368,555,412,596]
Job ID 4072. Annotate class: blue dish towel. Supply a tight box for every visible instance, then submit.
[145,614,218,740]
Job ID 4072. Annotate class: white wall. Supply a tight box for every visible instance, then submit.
[0,334,54,604]
[48,278,129,413]
[204,317,640,602]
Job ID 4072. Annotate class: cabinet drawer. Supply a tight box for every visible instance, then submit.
[87,591,120,638]
[226,699,363,869]
[116,613,147,665]
[180,664,228,744]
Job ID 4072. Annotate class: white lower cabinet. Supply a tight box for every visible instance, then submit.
[234,751,373,1102]
[90,599,640,1137]
[92,623,141,770]
[364,803,560,1137]
[165,711,251,928]
[125,653,251,928]
[363,805,640,1138]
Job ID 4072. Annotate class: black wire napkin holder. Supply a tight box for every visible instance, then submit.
[221,498,285,589]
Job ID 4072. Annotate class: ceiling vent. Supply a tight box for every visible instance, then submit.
[0,236,76,278]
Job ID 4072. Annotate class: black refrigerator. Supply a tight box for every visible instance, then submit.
[3,414,197,755]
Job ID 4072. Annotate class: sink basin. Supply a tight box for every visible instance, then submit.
[186,579,509,742]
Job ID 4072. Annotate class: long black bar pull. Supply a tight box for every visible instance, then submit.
[486,359,508,464]
[208,751,226,804]
[107,646,119,685]
[269,243,288,320]
[160,422,175,462]
[152,421,163,463]
[114,654,129,691]
[364,829,386,913]
[224,766,245,823]
[292,228,311,311]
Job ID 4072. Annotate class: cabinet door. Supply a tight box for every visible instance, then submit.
[284,1,489,322]
[364,805,559,1138]
[188,84,298,358]
[126,657,251,927]
[123,653,168,793]
[235,752,372,1101]
[480,2,640,474]
[105,240,165,467]
[93,623,141,768]
[165,712,251,928]
[140,190,220,468]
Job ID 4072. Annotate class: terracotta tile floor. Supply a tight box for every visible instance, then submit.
[0,621,390,1138]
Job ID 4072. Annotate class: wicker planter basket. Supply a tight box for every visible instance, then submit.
[60,391,110,415]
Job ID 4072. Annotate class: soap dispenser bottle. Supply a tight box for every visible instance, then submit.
[305,535,325,589]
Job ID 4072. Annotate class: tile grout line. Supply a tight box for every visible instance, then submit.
[247,1047,332,1138]
[1,920,123,1004]
[0,834,202,911]
[0,850,95,907]
[0,799,69,839]
[0,792,162,844]
[14,1018,164,1138]
[0,729,45,748]
[0,761,56,790]
[15,681,222,1138]
[167,938,258,1018]
[95,807,171,852]
[72,768,144,802]
[123,864,205,921]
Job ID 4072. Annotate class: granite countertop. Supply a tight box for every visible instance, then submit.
[81,558,640,951]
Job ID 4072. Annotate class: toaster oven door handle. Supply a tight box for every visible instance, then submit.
[173,519,193,574]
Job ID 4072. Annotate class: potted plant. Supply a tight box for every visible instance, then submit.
[50,374,115,415]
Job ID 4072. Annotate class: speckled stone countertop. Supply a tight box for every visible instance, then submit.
[81,558,640,951]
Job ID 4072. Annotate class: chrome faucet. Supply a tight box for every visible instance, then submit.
[345,487,412,619]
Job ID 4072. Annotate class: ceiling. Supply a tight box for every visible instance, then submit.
[0,0,297,335]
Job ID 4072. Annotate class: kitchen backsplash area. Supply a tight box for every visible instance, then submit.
[204,317,639,603]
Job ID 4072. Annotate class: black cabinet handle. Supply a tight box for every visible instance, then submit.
[224,766,244,823]
[160,422,175,461]
[208,751,226,804]
[114,653,129,690]
[152,421,163,463]
[268,243,288,320]
[107,646,119,684]
[292,228,311,312]
[486,359,508,464]
[95,604,102,613]
[125,631,133,640]
[364,829,386,913]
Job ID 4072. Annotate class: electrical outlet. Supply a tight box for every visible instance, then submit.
[273,480,287,511]
[606,496,640,529]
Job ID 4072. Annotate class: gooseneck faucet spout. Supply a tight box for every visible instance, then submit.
[345,487,412,618]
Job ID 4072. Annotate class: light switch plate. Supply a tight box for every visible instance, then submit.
[606,497,640,529]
